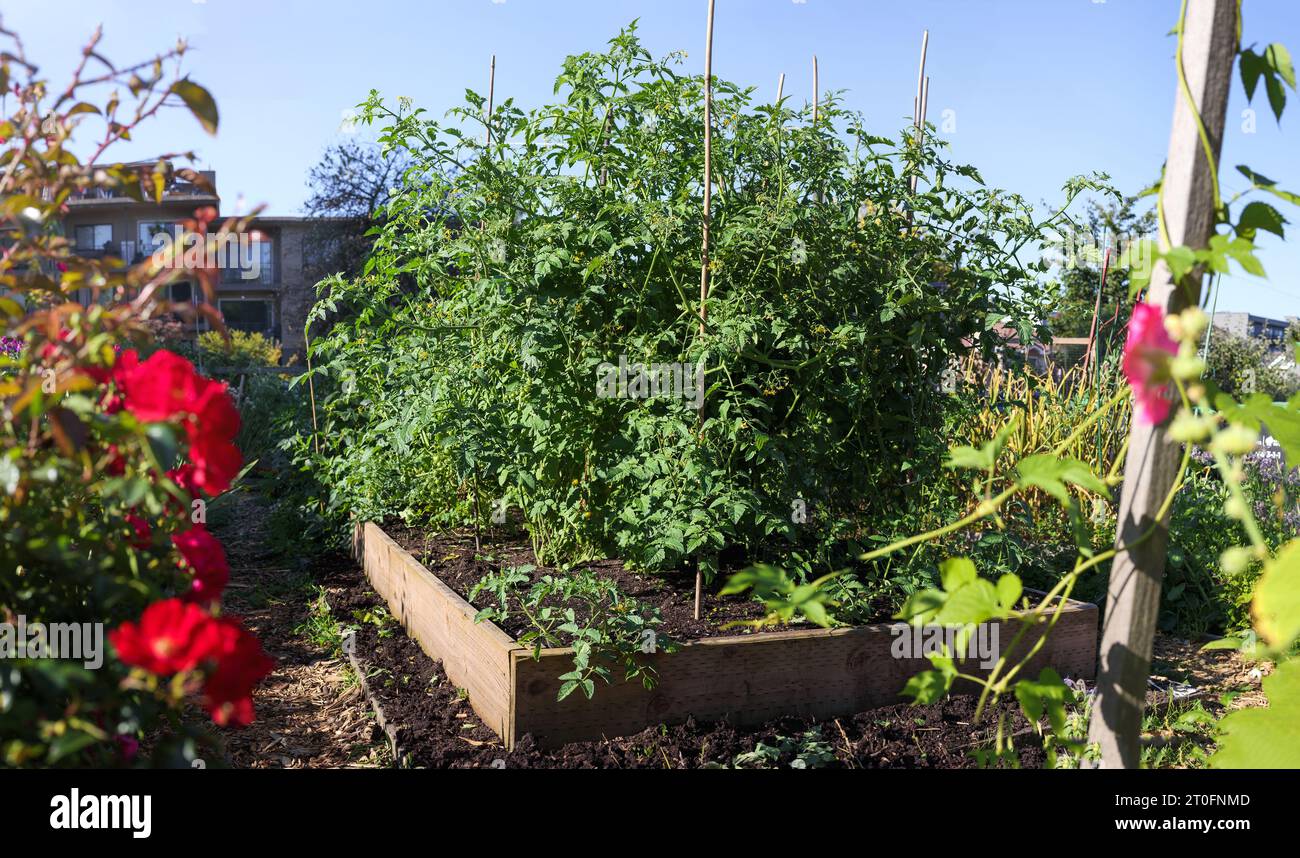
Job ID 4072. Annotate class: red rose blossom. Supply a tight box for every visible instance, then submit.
[202,617,274,727]
[117,349,203,422]
[189,436,242,496]
[108,599,225,675]
[188,377,241,442]
[168,463,202,497]
[125,514,152,550]
[172,525,231,603]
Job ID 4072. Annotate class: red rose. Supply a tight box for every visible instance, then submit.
[188,435,242,496]
[172,525,230,604]
[117,349,202,422]
[104,445,127,476]
[168,464,202,497]
[109,599,225,675]
[188,378,241,442]
[202,617,274,728]
[125,514,152,550]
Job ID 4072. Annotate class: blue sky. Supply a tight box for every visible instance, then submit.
[6,0,1300,317]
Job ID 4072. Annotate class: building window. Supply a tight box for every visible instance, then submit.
[220,233,275,285]
[219,299,272,333]
[168,281,194,304]
[74,224,113,253]
[138,221,176,256]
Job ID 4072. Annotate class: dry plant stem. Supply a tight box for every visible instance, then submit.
[860,386,1131,564]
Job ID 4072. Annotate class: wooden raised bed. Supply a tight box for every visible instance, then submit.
[354,521,1098,748]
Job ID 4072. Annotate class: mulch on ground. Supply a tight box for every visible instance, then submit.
[213,490,383,768]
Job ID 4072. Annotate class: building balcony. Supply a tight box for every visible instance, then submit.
[64,170,219,207]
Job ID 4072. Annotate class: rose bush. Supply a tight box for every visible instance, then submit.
[0,28,271,766]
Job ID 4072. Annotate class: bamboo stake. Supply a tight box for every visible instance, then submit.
[695,0,716,622]
[1082,244,1113,373]
[305,324,320,455]
[1086,0,1237,769]
[909,30,929,201]
[486,54,496,147]
[776,72,785,104]
[913,30,929,137]
[813,56,823,203]
[920,75,930,129]
[1201,271,1222,357]
[812,55,819,124]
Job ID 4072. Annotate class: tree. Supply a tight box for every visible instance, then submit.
[1050,196,1157,340]
[1206,327,1299,400]
[303,140,409,280]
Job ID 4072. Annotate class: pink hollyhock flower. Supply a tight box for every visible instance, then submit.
[1122,302,1179,424]
[172,525,230,604]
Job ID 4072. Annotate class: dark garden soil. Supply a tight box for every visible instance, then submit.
[214,504,1271,769]
[328,551,1048,768]
[381,521,894,642]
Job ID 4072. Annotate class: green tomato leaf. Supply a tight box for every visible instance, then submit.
[902,669,952,705]
[1236,200,1287,239]
[940,556,977,592]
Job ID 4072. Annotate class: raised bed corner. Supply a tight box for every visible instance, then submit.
[354,521,1098,749]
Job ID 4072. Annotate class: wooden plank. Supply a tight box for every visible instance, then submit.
[511,599,1097,748]
[353,522,516,740]
[1086,0,1238,769]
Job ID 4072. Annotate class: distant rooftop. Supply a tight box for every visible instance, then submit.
[66,159,218,206]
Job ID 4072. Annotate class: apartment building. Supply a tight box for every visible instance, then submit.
[1211,311,1297,352]
[61,162,313,358]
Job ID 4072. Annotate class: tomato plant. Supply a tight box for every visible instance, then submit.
[302,25,1103,592]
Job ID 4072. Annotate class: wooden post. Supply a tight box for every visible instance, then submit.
[1085,0,1237,769]
[695,0,716,622]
